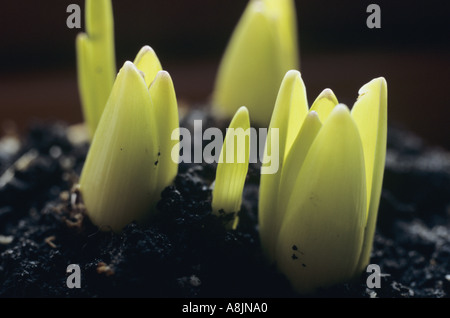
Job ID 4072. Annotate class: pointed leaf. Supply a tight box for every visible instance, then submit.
[76,33,95,136]
[149,71,179,197]
[276,105,366,294]
[77,0,116,138]
[352,77,388,272]
[212,106,250,230]
[213,0,298,126]
[262,0,299,70]
[259,70,308,262]
[80,61,159,232]
[310,88,338,122]
[133,45,163,88]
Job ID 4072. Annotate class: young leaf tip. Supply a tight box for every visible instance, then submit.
[308,110,319,119]
[123,60,136,70]
[119,61,146,86]
[235,105,250,120]
[285,69,301,80]
[358,77,387,97]
[333,103,350,113]
[137,45,157,56]
[133,45,162,87]
[153,70,171,83]
[318,88,338,102]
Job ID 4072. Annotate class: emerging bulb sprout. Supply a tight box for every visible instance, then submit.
[211,106,251,230]
[212,0,299,127]
[79,46,179,232]
[76,0,116,138]
[259,70,387,294]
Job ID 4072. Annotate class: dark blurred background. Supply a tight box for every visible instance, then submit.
[0,0,449,148]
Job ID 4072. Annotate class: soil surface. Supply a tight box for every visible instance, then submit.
[0,117,449,298]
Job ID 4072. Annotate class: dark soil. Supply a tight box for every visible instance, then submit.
[0,116,449,298]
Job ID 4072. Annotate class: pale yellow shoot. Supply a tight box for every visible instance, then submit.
[76,34,93,132]
[79,61,159,232]
[351,77,388,272]
[212,0,299,127]
[76,0,116,138]
[133,46,163,88]
[259,70,308,262]
[212,106,251,230]
[132,46,178,199]
[310,88,339,123]
[276,105,366,294]
[149,71,179,197]
[262,0,299,69]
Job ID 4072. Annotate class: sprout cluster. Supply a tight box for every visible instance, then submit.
[75,0,387,294]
